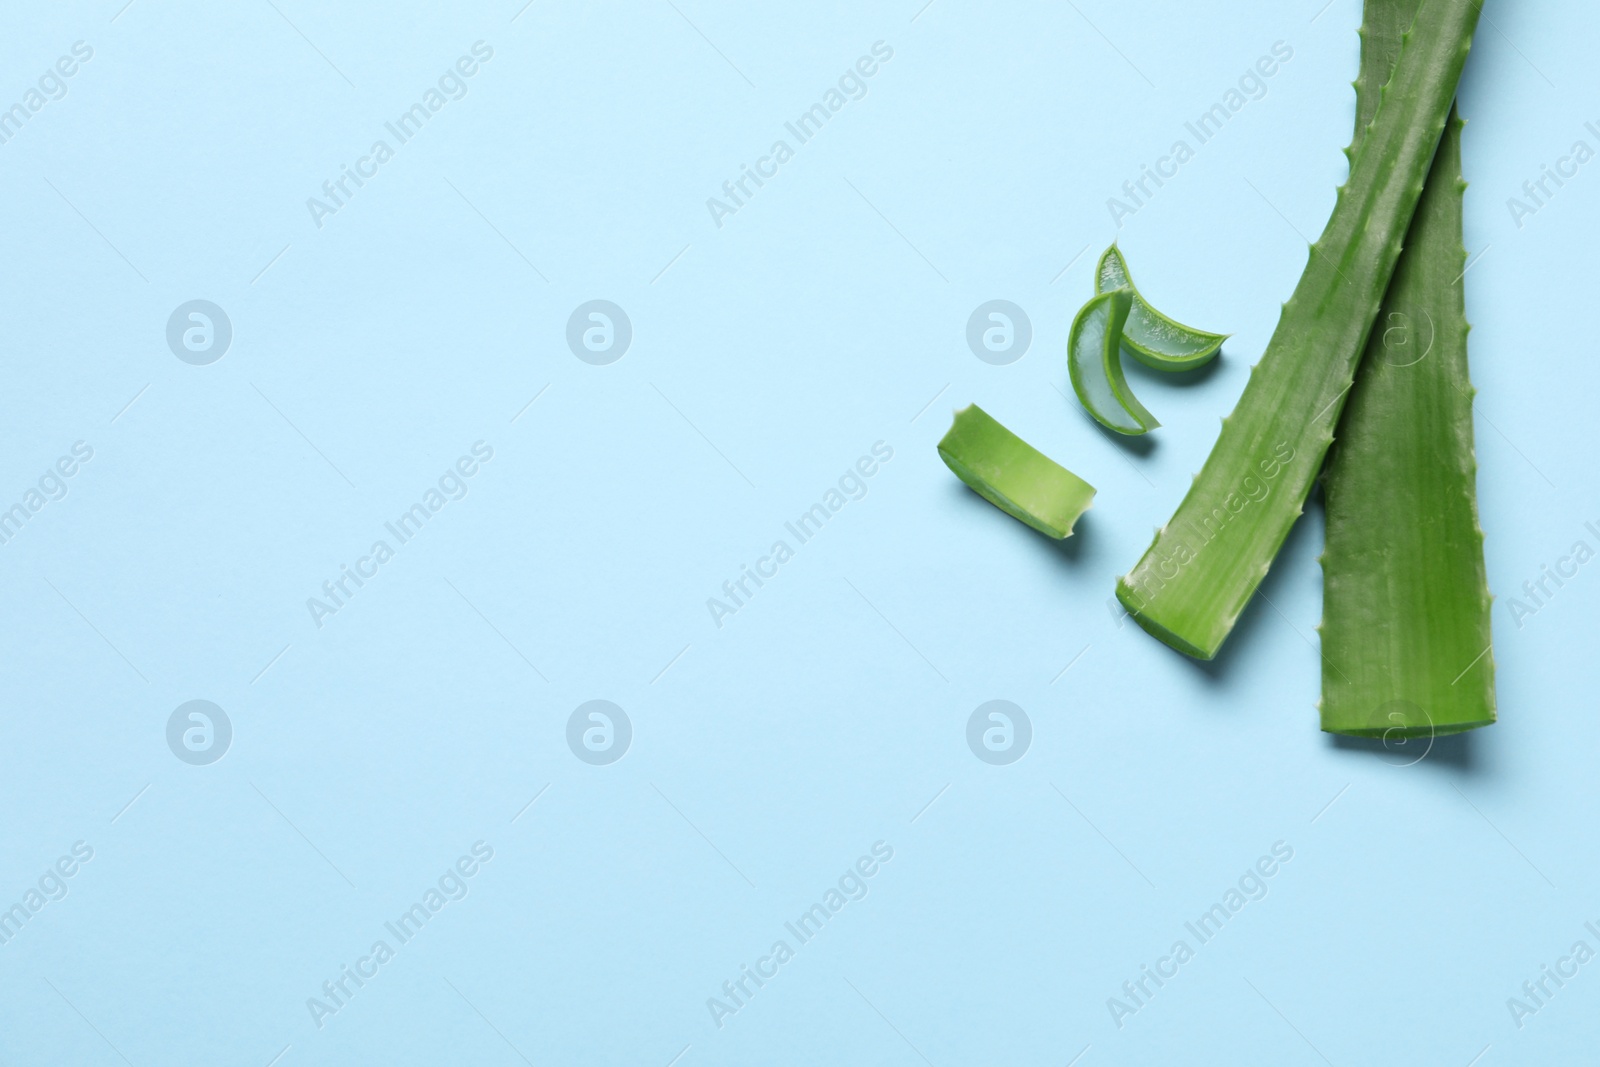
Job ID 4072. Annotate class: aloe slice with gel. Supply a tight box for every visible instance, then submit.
[938,405,1096,539]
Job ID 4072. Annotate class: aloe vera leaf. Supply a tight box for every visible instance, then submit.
[1095,245,1227,370]
[1115,0,1482,660]
[1319,0,1494,736]
[938,404,1096,539]
[1068,289,1160,435]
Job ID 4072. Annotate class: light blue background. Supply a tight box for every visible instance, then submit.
[0,0,1594,1063]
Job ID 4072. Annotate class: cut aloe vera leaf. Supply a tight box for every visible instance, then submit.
[938,404,1095,539]
[1095,245,1227,371]
[1116,0,1481,660]
[1068,289,1159,436]
[1320,0,1494,737]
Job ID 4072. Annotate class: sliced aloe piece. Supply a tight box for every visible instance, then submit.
[938,404,1095,539]
[1068,289,1159,436]
[1095,245,1226,371]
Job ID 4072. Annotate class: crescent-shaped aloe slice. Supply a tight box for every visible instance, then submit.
[1319,0,1494,737]
[938,404,1095,539]
[1069,289,1159,435]
[1116,0,1481,659]
[1095,245,1227,370]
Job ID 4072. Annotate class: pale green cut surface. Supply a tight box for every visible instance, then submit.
[1068,289,1158,435]
[1095,245,1226,371]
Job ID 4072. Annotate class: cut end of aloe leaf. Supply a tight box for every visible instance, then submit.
[1096,245,1227,371]
[938,404,1095,540]
[1115,578,1217,659]
[1069,288,1159,436]
[1320,714,1496,741]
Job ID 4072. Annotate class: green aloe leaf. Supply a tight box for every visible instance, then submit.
[1319,0,1495,737]
[1095,245,1227,370]
[1068,288,1159,435]
[938,404,1095,539]
[1116,0,1482,660]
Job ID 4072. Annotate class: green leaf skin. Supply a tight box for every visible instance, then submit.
[1320,0,1494,737]
[1068,289,1160,435]
[1116,0,1482,660]
[938,404,1096,539]
[1095,245,1227,370]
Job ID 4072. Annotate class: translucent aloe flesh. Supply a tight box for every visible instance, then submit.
[1116,0,1482,659]
[1068,289,1159,435]
[938,405,1096,539]
[1320,0,1494,736]
[1095,246,1226,370]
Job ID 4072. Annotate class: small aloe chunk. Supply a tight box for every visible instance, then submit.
[1095,245,1226,371]
[938,404,1095,539]
[1069,289,1159,435]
